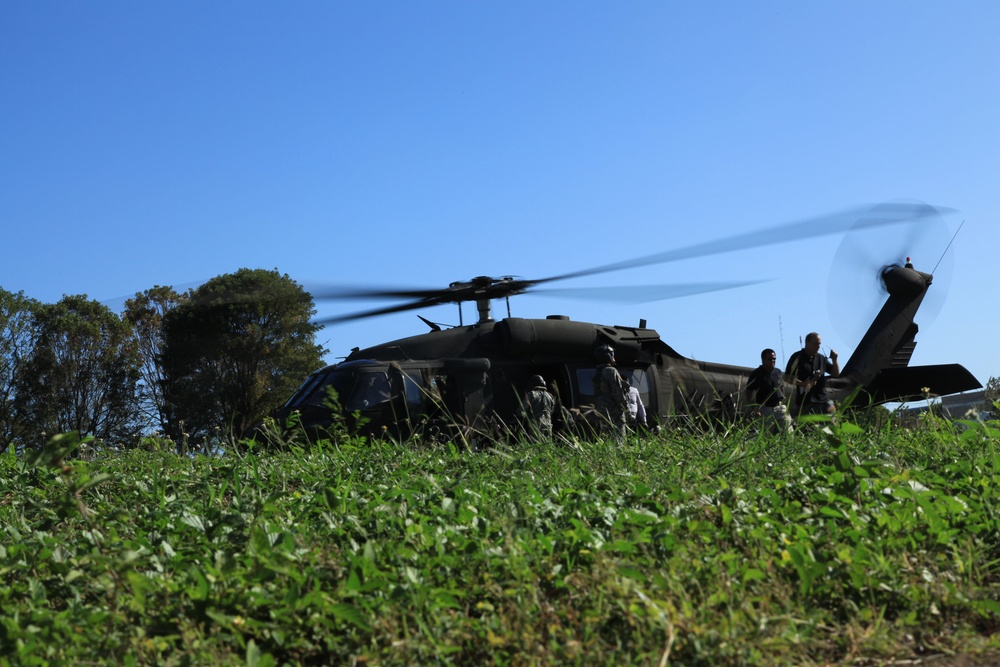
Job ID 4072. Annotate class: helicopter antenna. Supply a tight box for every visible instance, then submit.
[779,315,786,365]
[417,315,441,332]
[931,219,964,276]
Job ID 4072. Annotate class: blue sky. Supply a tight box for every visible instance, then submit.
[2,2,998,394]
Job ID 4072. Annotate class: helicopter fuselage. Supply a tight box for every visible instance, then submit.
[275,315,755,441]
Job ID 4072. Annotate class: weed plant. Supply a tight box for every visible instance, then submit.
[1,411,999,666]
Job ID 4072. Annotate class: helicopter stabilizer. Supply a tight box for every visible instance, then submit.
[860,364,981,404]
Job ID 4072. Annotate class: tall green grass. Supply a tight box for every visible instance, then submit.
[2,413,999,666]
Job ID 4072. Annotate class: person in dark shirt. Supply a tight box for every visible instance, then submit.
[746,348,793,434]
[785,332,840,417]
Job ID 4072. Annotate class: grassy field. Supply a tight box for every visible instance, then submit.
[2,413,999,666]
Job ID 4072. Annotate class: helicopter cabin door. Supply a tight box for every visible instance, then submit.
[420,358,492,442]
[572,365,653,429]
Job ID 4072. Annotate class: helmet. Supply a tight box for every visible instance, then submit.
[531,374,546,388]
[594,344,614,363]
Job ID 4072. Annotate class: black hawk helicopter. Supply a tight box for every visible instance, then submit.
[271,203,980,441]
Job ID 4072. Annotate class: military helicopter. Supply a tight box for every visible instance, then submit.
[271,202,980,441]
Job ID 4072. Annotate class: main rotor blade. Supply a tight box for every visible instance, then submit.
[307,278,536,302]
[307,284,449,301]
[530,279,771,304]
[536,202,953,286]
[307,201,952,326]
[313,297,455,325]
[314,279,771,326]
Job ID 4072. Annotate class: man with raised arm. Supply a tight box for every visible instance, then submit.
[785,332,840,417]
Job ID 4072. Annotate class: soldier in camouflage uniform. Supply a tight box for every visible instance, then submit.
[523,374,556,441]
[592,345,629,441]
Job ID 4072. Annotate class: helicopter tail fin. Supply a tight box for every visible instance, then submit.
[837,264,980,403]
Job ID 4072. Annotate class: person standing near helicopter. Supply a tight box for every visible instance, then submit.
[593,345,629,441]
[746,348,793,434]
[785,332,840,417]
[628,384,647,429]
[522,374,556,441]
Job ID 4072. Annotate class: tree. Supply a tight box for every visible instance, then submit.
[122,285,186,435]
[160,269,326,446]
[15,295,142,449]
[0,288,40,452]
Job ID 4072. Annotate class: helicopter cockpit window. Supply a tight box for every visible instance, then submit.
[345,370,392,411]
[401,369,424,407]
[287,370,354,410]
[284,373,323,409]
[576,368,597,401]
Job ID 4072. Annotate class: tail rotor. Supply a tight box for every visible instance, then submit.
[827,201,955,347]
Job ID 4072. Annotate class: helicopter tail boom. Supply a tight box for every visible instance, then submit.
[838,263,980,403]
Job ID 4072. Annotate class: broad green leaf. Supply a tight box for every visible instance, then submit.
[329,603,371,631]
[187,566,210,601]
[618,566,646,582]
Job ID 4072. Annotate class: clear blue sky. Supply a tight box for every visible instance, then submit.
[2,2,998,394]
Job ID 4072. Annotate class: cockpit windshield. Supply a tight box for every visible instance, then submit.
[285,369,355,409]
[285,366,393,412]
[345,370,392,411]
